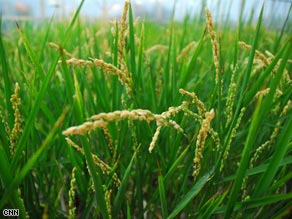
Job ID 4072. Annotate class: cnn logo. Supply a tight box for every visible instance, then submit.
[3,209,19,217]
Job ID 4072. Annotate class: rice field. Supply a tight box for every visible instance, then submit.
[0,1,292,218]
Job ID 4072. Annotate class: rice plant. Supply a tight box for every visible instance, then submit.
[0,0,291,218]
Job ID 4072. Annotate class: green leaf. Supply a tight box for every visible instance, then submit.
[224,95,263,217]
[221,156,292,182]
[224,6,264,217]
[167,167,214,219]
[215,193,292,214]
[11,0,86,171]
[180,31,204,88]
[253,114,292,197]
[0,16,13,128]
[158,163,168,218]
[127,202,131,219]
[128,2,136,80]
[113,146,140,217]
[200,189,228,219]
[243,39,289,106]
[0,146,27,218]
[0,107,69,208]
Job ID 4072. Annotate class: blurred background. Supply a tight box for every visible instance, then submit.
[0,0,291,28]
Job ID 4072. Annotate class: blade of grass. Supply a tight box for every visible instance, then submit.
[0,107,69,207]
[80,194,95,219]
[273,3,292,51]
[137,22,144,93]
[221,8,264,216]
[112,21,120,110]
[128,2,136,82]
[237,4,264,110]
[11,0,85,171]
[0,118,9,154]
[16,22,45,80]
[224,96,263,218]
[253,115,292,197]
[200,189,228,219]
[72,70,85,118]
[0,18,34,218]
[159,2,176,106]
[225,39,291,217]
[243,39,289,106]
[164,145,190,181]
[221,155,292,182]
[80,136,110,218]
[59,54,75,103]
[179,15,189,50]
[242,40,292,209]
[128,2,141,106]
[160,24,173,106]
[0,15,13,128]
[270,171,292,192]
[167,167,214,219]
[146,145,191,210]
[257,39,292,120]
[220,4,264,173]
[157,162,168,218]
[215,193,292,214]
[0,146,27,218]
[134,154,144,219]
[270,200,292,219]
[216,57,222,135]
[127,201,131,219]
[38,16,54,62]
[149,69,159,111]
[238,0,246,38]
[180,30,204,88]
[113,146,140,217]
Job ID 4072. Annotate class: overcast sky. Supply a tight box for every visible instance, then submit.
[1,0,291,26]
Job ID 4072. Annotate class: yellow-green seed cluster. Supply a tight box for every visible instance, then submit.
[205,8,220,84]
[250,100,291,168]
[225,65,237,127]
[193,108,215,178]
[9,83,22,157]
[65,138,121,187]
[69,167,77,219]
[221,107,246,172]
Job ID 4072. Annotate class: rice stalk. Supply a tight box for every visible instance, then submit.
[193,108,215,178]
[9,83,22,158]
[48,42,73,58]
[61,57,133,96]
[65,138,121,187]
[225,65,237,127]
[144,45,169,55]
[220,107,246,172]
[179,88,206,115]
[250,100,292,168]
[68,167,77,219]
[205,8,220,84]
[176,41,197,63]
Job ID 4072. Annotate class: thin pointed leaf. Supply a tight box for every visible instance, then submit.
[224,6,264,217]
[11,0,85,170]
[158,163,168,218]
[0,16,13,128]
[167,167,214,219]
[113,146,140,216]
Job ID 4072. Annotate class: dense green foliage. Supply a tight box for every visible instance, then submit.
[0,1,292,218]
